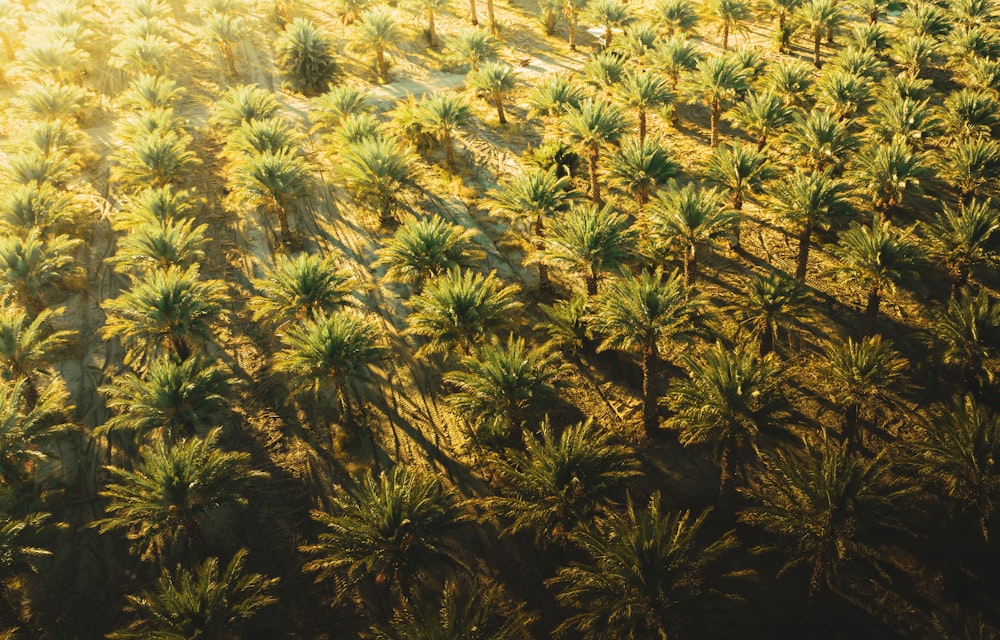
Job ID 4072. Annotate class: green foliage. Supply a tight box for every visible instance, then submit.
[374,216,483,289]
[274,18,339,96]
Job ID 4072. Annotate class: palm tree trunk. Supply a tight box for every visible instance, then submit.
[586,268,598,295]
[757,132,767,151]
[486,0,497,34]
[567,7,577,50]
[711,99,721,147]
[276,204,292,245]
[642,343,658,437]
[604,25,613,50]
[223,44,237,78]
[722,21,730,51]
[718,445,738,505]
[494,95,506,124]
[376,45,387,80]
[795,222,812,281]
[864,287,880,335]
[534,215,550,291]
[22,377,38,413]
[171,336,191,362]
[638,107,647,143]
[427,8,437,46]
[684,247,697,285]
[813,31,822,67]
[469,0,478,25]
[844,401,860,446]
[759,323,774,357]
[588,144,603,206]
[442,129,456,168]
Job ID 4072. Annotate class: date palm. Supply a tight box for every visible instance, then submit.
[730,271,813,356]
[337,136,418,223]
[202,11,249,78]
[275,17,339,96]
[112,130,199,191]
[705,0,751,51]
[533,203,635,295]
[607,136,679,207]
[410,0,450,47]
[830,45,886,80]
[250,253,357,328]
[832,220,921,334]
[310,85,375,134]
[896,1,952,39]
[910,395,1000,541]
[98,356,233,442]
[782,110,856,171]
[111,217,209,277]
[479,418,639,546]
[0,183,79,240]
[646,182,740,285]
[227,149,309,244]
[16,82,90,123]
[925,292,1000,392]
[354,9,400,82]
[769,168,853,282]
[561,98,628,205]
[655,0,699,36]
[939,138,1000,208]
[374,216,483,290]
[653,35,703,91]
[406,269,522,356]
[561,0,588,50]
[418,94,472,169]
[302,467,466,602]
[0,231,82,317]
[798,0,845,67]
[922,200,1000,295]
[867,96,940,147]
[445,335,562,448]
[0,307,72,412]
[940,89,1000,141]
[3,148,79,189]
[488,168,572,290]
[667,342,787,499]
[208,85,281,134]
[726,91,794,150]
[225,117,301,157]
[468,62,518,125]
[615,70,672,143]
[687,55,749,148]
[538,294,590,355]
[740,443,914,600]
[447,27,498,72]
[331,113,382,148]
[889,34,939,78]
[112,185,200,230]
[584,0,633,49]
[813,70,873,122]
[108,550,277,640]
[764,61,815,108]
[526,75,585,121]
[820,335,907,445]
[101,265,229,364]
[0,379,71,487]
[272,310,387,419]
[705,142,775,249]
[548,493,746,639]
[96,429,266,566]
[581,51,625,89]
[588,268,701,437]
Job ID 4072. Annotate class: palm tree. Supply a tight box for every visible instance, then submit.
[667,342,787,499]
[488,168,573,290]
[108,550,277,640]
[0,307,73,411]
[831,219,921,334]
[581,51,625,89]
[410,0,450,47]
[275,17,339,96]
[447,28,498,72]
[613,24,660,61]
[925,292,1000,392]
[208,85,281,134]
[739,443,913,600]
[704,142,775,249]
[0,232,82,317]
[337,136,418,223]
[16,82,90,124]
[562,0,588,50]
[726,91,793,150]
[405,269,522,356]
[0,182,80,240]
[112,130,199,191]
[109,33,176,76]
[889,34,939,78]
[533,203,635,295]
[272,310,387,419]
[705,0,751,51]
[119,74,184,112]
[615,70,672,143]
[445,335,562,448]
[374,216,483,290]
[940,89,1000,141]
[113,185,201,230]
[202,11,249,78]
[652,35,703,91]
[479,418,639,546]
[468,62,518,125]
[225,117,301,157]
[814,70,874,122]
[687,55,749,147]
[867,96,940,147]
[646,182,740,285]
[332,0,372,23]
[310,85,375,134]
[910,395,1000,541]
[98,356,234,442]
[111,217,209,276]
[302,467,466,602]
[768,168,853,281]
[561,98,628,205]
[371,578,535,640]
[820,335,907,445]
[547,493,746,639]
[95,429,266,566]
[656,0,699,35]
[0,379,71,487]
[764,61,815,107]
[607,137,679,207]
[227,149,309,244]
[418,94,472,169]
[922,200,1000,295]
[584,0,634,49]
[938,138,1000,207]
[525,75,586,122]
[782,110,856,171]
[896,1,952,39]
[763,0,804,46]
[588,268,701,437]
[730,271,813,356]
[798,0,845,67]
[101,265,229,364]
[354,9,400,82]
[250,253,357,327]
[831,45,886,80]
